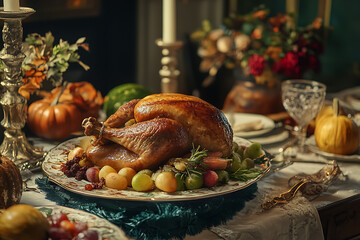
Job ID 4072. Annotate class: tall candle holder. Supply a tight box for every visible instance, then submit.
[156,39,183,93]
[0,7,45,171]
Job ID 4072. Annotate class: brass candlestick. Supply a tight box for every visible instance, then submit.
[156,39,183,93]
[0,7,45,171]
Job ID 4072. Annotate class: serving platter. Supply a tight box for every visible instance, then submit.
[36,205,128,240]
[225,113,276,138]
[42,136,271,202]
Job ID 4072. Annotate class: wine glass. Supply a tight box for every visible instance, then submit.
[281,80,326,156]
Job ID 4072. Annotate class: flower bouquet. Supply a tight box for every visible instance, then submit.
[191,6,324,114]
[191,6,324,87]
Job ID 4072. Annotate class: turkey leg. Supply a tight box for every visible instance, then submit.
[82,117,192,171]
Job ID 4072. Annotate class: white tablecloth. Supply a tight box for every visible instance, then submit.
[20,138,360,240]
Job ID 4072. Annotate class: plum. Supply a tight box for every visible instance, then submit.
[85,167,100,183]
[203,170,219,187]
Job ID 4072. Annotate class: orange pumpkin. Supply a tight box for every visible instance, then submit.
[46,81,103,119]
[27,84,83,140]
[0,155,22,208]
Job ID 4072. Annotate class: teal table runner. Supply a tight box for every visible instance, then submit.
[36,177,258,239]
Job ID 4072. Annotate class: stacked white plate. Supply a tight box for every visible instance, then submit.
[225,113,289,146]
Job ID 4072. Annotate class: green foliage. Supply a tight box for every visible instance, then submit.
[230,168,263,181]
[185,145,208,176]
[44,36,90,85]
[10,31,90,91]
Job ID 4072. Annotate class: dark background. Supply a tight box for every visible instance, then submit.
[8,0,360,98]
[20,0,138,97]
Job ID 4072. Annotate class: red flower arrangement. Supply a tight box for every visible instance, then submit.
[191,6,324,87]
[248,54,266,76]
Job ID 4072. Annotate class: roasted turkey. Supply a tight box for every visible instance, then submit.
[82,93,233,171]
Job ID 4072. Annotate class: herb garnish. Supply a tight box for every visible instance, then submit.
[184,145,208,177]
[230,168,263,181]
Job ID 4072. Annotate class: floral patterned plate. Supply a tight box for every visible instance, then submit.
[42,136,271,202]
[36,205,128,240]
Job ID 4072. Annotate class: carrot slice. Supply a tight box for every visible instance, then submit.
[203,157,231,170]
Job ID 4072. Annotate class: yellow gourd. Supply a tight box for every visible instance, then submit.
[315,101,345,126]
[315,98,359,155]
[0,204,49,240]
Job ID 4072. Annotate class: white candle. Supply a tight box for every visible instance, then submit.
[4,0,19,11]
[324,0,332,27]
[286,0,298,14]
[162,0,176,43]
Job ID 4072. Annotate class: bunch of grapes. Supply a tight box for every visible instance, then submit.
[48,212,99,240]
[60,156,88,181]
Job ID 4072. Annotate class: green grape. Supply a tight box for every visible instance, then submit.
[137,169,153,176]
[237,146,245,160]
[185,173,203,190]
[232,142,239,153]
[131,173,154,192]
[216,170,230,184]
[151,169,161,181]
[244,142,263,159]
[175,173,185,191]
[241,158,255,170]
[227,152,242,173]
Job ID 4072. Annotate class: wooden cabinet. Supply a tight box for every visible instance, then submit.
[318,194,360,240]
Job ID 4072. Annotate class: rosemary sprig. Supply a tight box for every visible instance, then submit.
[230,168,263,182]
[184,145,208,176]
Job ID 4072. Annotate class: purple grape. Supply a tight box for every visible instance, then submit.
[64,169,75,178]
[48,227,72,239]
[75,230,99,240]
[75,170,86,181]
[70,162,81,173]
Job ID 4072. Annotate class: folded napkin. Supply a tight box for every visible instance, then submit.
[233,120,264,132]
[208,163,326,240]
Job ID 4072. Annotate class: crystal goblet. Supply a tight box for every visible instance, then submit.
[282,80,326,156]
